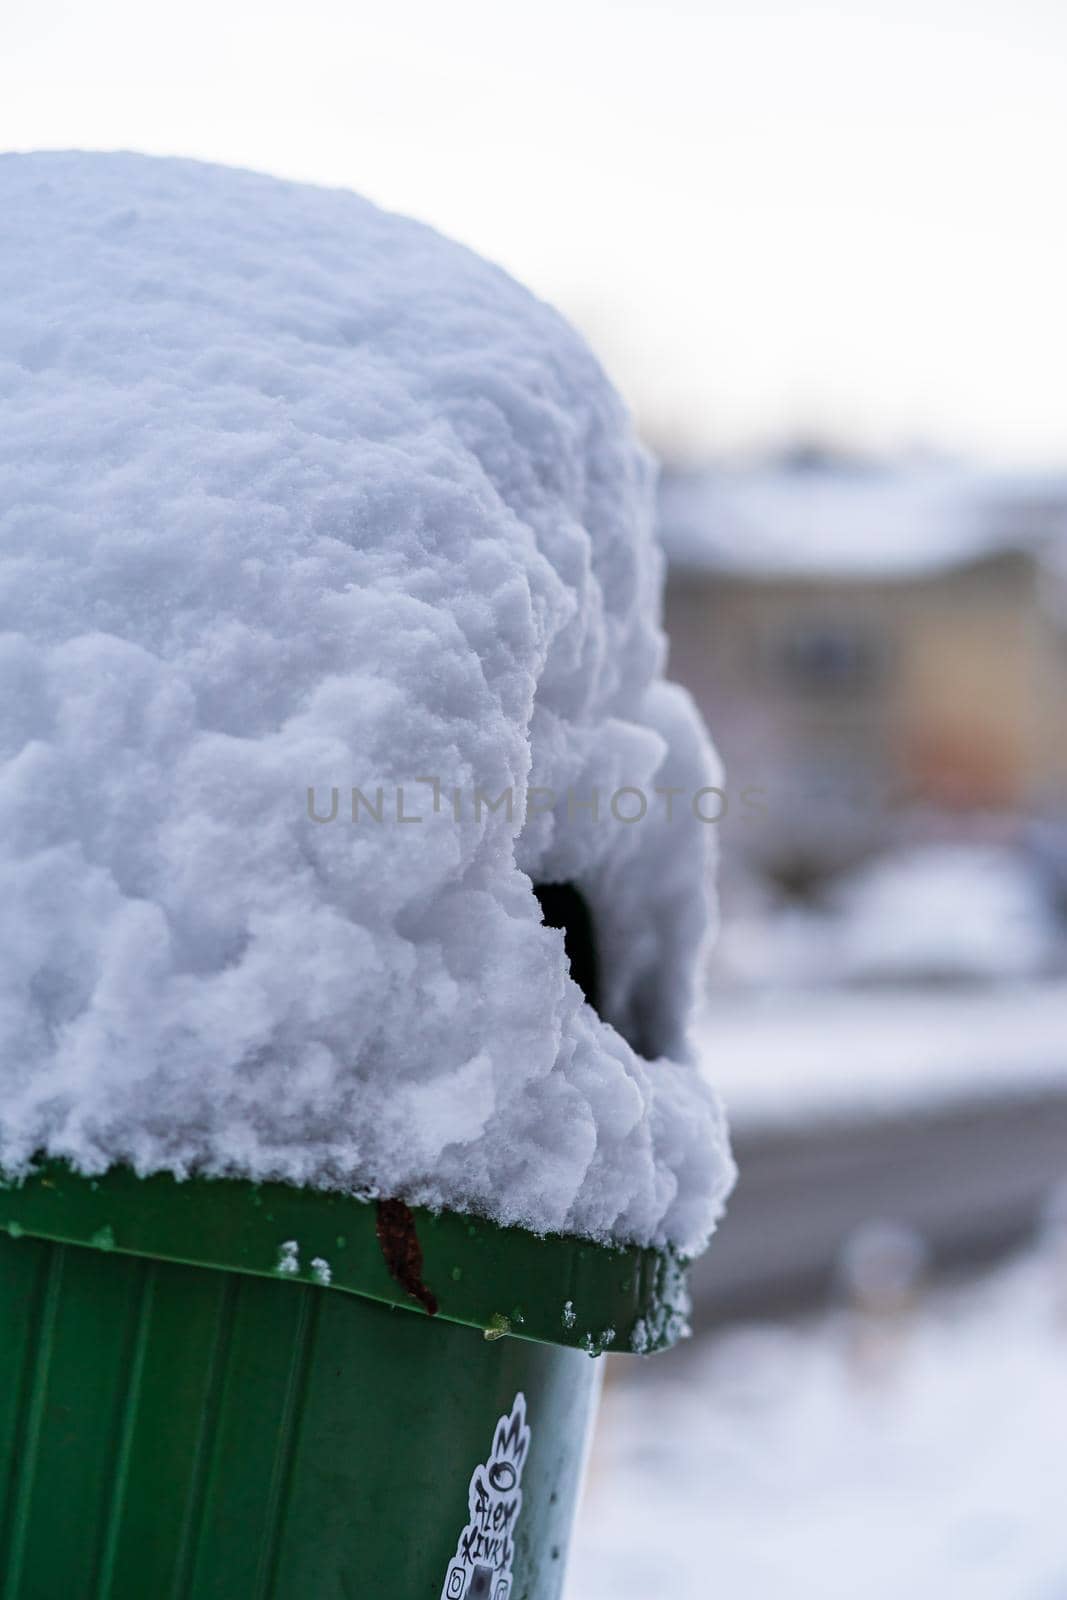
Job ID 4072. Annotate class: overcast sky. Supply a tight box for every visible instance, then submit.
[4,0,1065,463]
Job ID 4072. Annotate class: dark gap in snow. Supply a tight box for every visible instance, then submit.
[534,883,601,1018]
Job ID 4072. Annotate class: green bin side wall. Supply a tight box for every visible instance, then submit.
[0,1233,601,1599]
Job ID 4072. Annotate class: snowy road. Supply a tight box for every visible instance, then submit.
[690,983,1067,1320]
[690,1090,1067,1320]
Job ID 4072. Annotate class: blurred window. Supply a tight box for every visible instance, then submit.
[773,621,885,695]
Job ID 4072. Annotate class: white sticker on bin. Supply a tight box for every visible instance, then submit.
[440,1392,531,1600]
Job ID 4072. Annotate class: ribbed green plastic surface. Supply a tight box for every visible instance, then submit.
[0,1163,690,1355]
[0,1230,601,1598]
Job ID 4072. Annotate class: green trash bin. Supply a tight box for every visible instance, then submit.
[0,1162,690,1598]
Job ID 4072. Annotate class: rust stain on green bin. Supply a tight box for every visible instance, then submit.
[375,1197,439,1317]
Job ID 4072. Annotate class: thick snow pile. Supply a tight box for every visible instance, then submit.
[0,152,732,1251]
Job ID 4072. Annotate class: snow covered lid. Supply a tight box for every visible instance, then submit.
[658,457,1067,580]
[0,152,732,1255]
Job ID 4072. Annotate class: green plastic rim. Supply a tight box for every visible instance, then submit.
[0,1161,691,1355]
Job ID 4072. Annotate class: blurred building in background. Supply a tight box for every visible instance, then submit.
[659,452,1067,896]
[657,450,1067,1345]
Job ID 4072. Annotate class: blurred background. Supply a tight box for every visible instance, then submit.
[4,2,1066,1592]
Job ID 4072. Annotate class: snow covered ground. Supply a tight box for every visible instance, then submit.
[713,843,1061,992]
[567,1233,1067,1600]
[696,982,1067,1134]
[820,844,1058,986]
